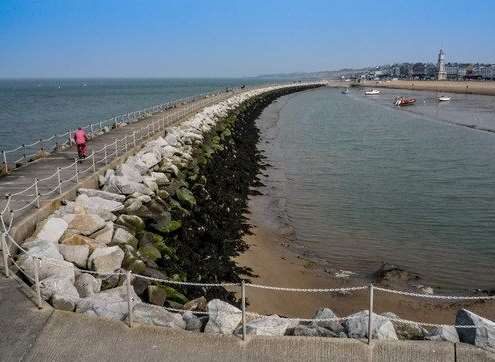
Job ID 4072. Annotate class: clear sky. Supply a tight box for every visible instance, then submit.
[1,0,494,78]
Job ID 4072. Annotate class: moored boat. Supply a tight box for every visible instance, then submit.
[394,97,416,106]
[365,89,380,95]
[438,96,451,101]
[342,88,350,94]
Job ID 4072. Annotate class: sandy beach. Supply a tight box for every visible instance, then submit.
[235,92,495,324]
[358,79,495,96]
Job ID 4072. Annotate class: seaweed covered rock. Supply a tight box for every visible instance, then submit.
[116,215,145,233]
[175,187,196,209]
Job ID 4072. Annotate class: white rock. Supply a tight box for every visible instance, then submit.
[59,244,90,268]
[116,163,143,183]
[76,285,141,321]
[78,188,126,202]
[142,177,158,192]
[111,227,137,247]
[38,275,78,301]
[133,303,186,329]
[164,134,178,146]
[140,152,159,168]
[344,310,398,340]
[64,212,106,236]
[87,246,124,273]
[426,326,459,343]
[51,293,79,311]
[456,309,495,352]
[75,273,102,298]
[91,222,114,245]
[204,299,242,335]
[244,315,291,336]
[35,218,68,244]
[75,194,124,214]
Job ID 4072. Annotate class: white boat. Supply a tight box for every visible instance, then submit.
[342,88,350,94]
[438,96,451,101]
[365,89,380,95]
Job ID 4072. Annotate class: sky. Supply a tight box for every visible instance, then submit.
[1,0,494,78]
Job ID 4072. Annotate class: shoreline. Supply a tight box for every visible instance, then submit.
[236,91,495,323]
[355,79,495,96]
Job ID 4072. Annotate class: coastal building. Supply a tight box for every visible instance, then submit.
[437,49,447,80]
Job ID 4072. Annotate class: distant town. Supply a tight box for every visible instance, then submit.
[255,50,495,81]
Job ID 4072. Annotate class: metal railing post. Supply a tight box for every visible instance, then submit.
[104,145,108,165]
[114,139,118,157]
[34,178,40,208]
[126,270,133,327]
[57,167,62,194]
[34,258,42,309]
[92,152,96,173]
[241,280,246,341]
[132,132,136,148]
[114,117,118,129]
[68,130,72,146]
[2,150,8,174]
[74,161,79,183]
[1,233,9,277]
[124,136,128,153]
[368,283,374,345]
[90,123,94,138]
[22,144,27,164]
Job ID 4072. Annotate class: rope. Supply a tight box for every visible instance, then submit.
[374,286,495,300]
[247,284,368,293]
[134,274,239,287]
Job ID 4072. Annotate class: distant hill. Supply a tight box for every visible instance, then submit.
[254,67,372,80]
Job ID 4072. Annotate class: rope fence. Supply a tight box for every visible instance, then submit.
[1,237,492,343]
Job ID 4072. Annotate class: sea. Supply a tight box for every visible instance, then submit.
[257,86,495,292]
[0,78,270,151]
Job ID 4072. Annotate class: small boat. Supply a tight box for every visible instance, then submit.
[438,96,451,101]
[365,89,380,95]
[342,88,350,94]
[394,97,416,107]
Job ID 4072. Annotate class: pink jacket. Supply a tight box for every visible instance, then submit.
[74,129,88,145]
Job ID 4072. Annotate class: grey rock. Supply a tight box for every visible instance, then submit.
[140,153,160,169]
[132,303,185,329]
[426,326,459,343]
[35,218,68,244]
[184,296,207,312]
[78,188,126,202]
[204,299,242,335]
[150,172,169,186]
[116,163,143,183]
[59,244,90,268]
[287,325,339,337]
[64,212,106,236]
[51,293,79,311]
[243,315,291,336]
[310,308,344,333]
[76,285,141,321]
[111,227,138,248]
[39,275,78,301]
[183,311,203,332]
[124,198,142,213]
[75,273,102,298]
[87,246,124,273]
[91,222,114,245]
[344,310,398,340]
[456,309,495,352]
[75,194,124,215]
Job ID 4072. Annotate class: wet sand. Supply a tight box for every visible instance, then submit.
[359,80,495,96]
[235,93,495,323]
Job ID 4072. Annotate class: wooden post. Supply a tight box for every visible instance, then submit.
[57,168,62,194]
[34,258,42,309]
[241,280,246,341]
[1,233,9,277]
[126,270,133,327]
[368,284,374,345]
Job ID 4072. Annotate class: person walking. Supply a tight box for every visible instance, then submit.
[74,127,88,159]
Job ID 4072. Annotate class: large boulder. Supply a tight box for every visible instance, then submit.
[381,312,427,340]
[75,194,124,214]
[76,285,141,321]
[111,227,138,248]
[87,246,124,273]
[61,234,106,252]
[426,326,459,343]
[286,325,342,338]
[58,244,90,268]
[116,215,145,233]
[91,222,114,245]
[456,309,495,352]
[78,188,126,202]
[204,299,242,335]
[243,315,291,336]
[344,310,398,340]
[38,275,78,301]
[116,163,143,183]
[75,273,102,298]
[140,153,160,169]
[147,285,167,306]
[35,218,68,244]
[150,172,169,186]
[183,311,203,332]
[310,308,344,334]
[132,303,185,329]
[64,212,106,236]
[51,293,79,311]
[104,175,154,196]
[184,296,207,312]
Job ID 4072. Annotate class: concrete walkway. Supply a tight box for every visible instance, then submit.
[1,276,493,362]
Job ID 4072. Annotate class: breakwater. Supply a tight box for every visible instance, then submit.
[2,83,495,355]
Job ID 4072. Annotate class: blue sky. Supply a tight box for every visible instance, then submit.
[1,0,494,78]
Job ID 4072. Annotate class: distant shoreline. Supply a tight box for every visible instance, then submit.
[355,79,495,96]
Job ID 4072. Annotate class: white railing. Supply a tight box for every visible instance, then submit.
[1,232,493,344]
[0,90,234,230]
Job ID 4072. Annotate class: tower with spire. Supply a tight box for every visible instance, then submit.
[437,49,447,80]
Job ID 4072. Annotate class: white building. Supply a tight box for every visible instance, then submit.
[437,49,447,80]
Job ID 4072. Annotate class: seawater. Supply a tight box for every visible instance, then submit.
[0,78,269,151]
[260,86,495,292]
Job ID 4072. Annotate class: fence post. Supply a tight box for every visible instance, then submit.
[1,233,9,277]
[241,280,247,341]
[114,117,118,129]
[57,167,62,194]
[2,150,8,175]
[90,123,94,138]
[23,144,27,164]
[126,270,133,327]
[74,160,79,183]
[104,145,108,165]
[133,132,136,148]
[33,258,42,309]
[34,178,40,208]
[114,139,118,158]
[92,152,96,173]
[124,136,128,153]
[368,283,374,345]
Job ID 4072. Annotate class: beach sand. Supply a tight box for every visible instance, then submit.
[235,93,495,324]
[358,79,495,96]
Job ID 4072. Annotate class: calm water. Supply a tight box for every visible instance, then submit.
[263,87,495,291]
[0,78,270,151]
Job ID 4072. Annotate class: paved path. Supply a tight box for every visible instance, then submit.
[0,90,237,228]
[1,276,493,362]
